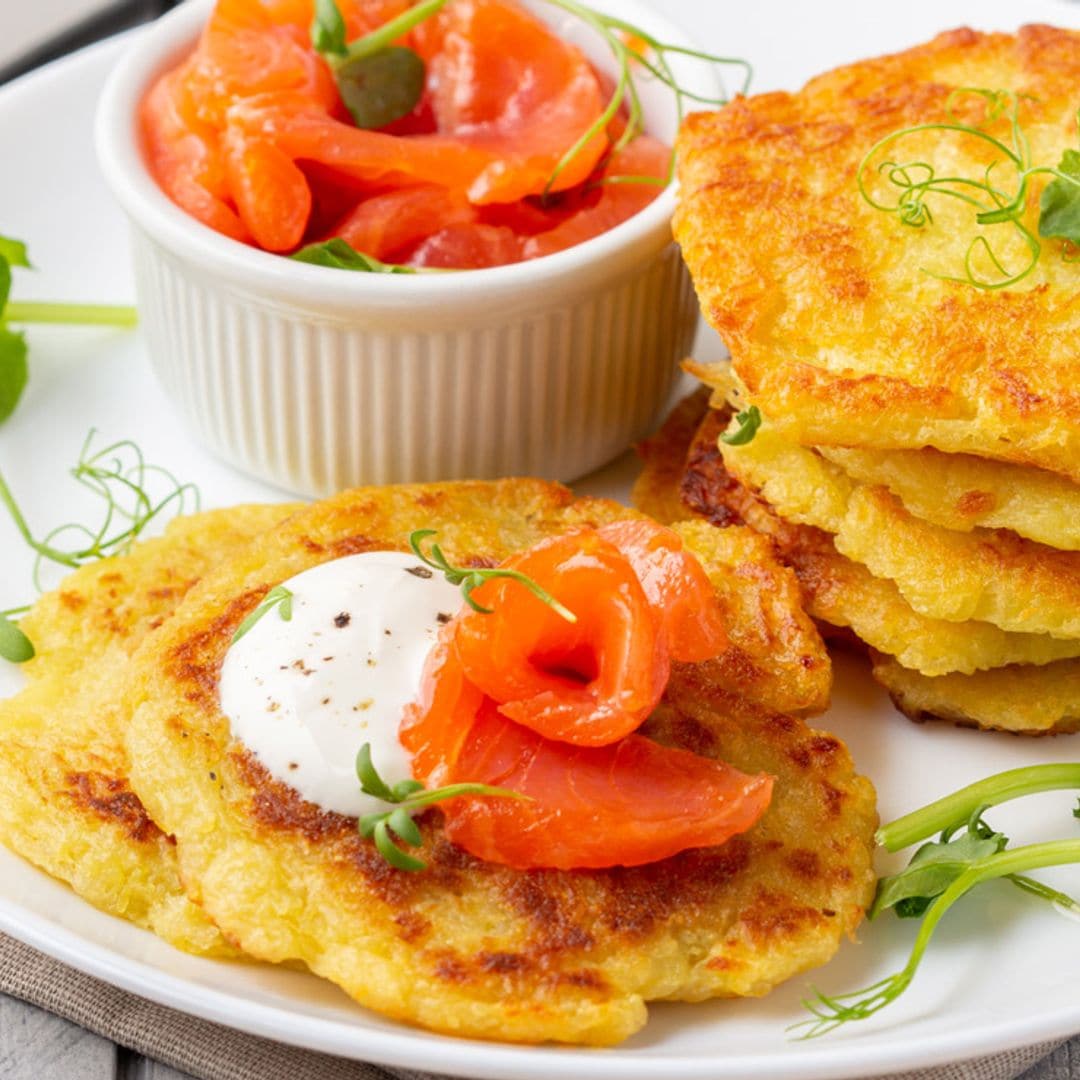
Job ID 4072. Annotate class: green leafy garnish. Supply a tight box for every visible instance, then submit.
[311,0,448,129]
[720,405,762,447]
[309,0,749,193]
[231,585,294,644]
[0,234,137,423]
[408,528,576,622]
[794,764,1080,1038]
[0,327,27,425]
[1039,145,1080,247]
[355,742,525,871]
[0,432,199,663]
[0,611,34,664]
[869,809,1007,920]
[336,47,427,132]
[858,90,1080,290]
[310,0,348,56]
[0,237,30,269]
[291,238,419,273]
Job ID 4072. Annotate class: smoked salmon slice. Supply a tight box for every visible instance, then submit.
[443,699,773,870]
[452,529,667,747]
[399,525,768,871]
[402,681,773,870]
[597,519,728,664]
[334,185,477,260]
[141,0,669,267]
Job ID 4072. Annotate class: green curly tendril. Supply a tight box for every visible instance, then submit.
[857,88,1080,290]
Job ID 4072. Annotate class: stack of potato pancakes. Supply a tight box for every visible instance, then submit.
[662,25,1080,735]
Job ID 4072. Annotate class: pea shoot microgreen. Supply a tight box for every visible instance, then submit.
[231,585,294,644]
[309,0,750,195]
[719,404,762,447]
[0,431,199,664]
[408,528,576,622]
[858,89,1080,290]
[291,238,422,273]
[310,0,445,129]
[0,611,34,664]
[355,742,525,871]
[793,764,1080,1038]
[0,234,137,424]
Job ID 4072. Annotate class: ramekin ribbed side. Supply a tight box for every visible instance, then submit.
[132,232,696,496]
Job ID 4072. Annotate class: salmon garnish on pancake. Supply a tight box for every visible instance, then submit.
[123,479,876,1045]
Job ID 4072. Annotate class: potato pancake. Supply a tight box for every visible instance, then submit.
[635,398,1080,678]
[872,654,1080,735]
[686,357,1080,554]
[0,505,294,953]
[675,26,1080,482]
[124,479,875,1046]
[719,421,1080,639]
[818,446,1080,552]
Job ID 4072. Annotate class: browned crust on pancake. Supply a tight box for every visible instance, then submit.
[62,771,164,845]
[0,506,303,954]
[870,651,1080,735]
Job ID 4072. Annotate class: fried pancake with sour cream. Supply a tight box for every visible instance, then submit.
[634,396,1080,679]
[719,419,1080,640]
[0,505,295,953]
[124,479,875,1046]
[675,26,1080,483]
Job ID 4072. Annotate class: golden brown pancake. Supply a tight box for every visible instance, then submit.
[635,396,1080,676]
[817,445,1080,552]
[637,395,1080,733]
[872,653,1080,735]
[0,506,295,953]
[718,418,1080,640]
[675,26,1080,482]
[124,479,875,1045]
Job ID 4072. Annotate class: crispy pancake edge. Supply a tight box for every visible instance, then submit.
[718,419,1080,640]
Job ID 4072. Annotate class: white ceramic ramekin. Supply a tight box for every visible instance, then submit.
[95,0,713,497]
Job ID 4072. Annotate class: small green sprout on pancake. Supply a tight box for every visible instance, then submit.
[794,763,1080,1037]
[0,610,33,664]
[356,742,526,871]
[309,0,749,199]
[0,233,137,424]
[0,433,199,664]
[720,405,762,447]
[409,528,577,622]
[857,90,1080,290]
[231,585,294,644]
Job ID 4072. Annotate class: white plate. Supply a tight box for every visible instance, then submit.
[1,3,1079,1077]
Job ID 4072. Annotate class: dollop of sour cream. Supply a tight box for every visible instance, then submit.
[219,551,462,818]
